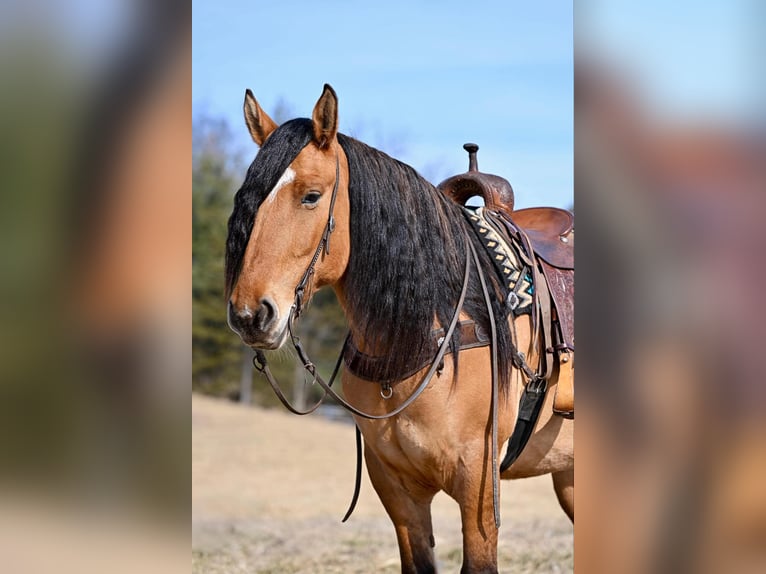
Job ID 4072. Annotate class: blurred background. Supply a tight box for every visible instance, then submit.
[576,1,766,572]
[0,0,189,572]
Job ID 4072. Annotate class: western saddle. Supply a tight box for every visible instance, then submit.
[438,144,574,417]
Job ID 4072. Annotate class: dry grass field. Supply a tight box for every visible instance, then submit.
[192,393,572,573]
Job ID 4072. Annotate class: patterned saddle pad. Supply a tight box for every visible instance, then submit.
[462,206,534,317]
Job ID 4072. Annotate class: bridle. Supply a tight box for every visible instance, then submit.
[292,152,340,319]
[249,148,542,528]
[252,152,343,416]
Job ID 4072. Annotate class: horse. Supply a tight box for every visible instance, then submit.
[225,84,574,573]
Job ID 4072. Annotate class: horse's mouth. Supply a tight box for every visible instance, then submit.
[240,324,289,350]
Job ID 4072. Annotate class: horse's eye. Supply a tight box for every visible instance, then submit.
[301,191,321,206]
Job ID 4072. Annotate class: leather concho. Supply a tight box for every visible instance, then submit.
[343,320,490,384]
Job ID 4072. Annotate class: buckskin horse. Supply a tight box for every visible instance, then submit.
[225,84,574,573]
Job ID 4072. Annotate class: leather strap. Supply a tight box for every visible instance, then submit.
[499,376,548,472]
[498,259,552,473]
[477,210,553,474]
[293,154,340,318]
[466,238,502,529]
[342,425,363,522]
[343,320,490,383]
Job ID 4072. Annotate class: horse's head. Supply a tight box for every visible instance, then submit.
[225,85,350,349]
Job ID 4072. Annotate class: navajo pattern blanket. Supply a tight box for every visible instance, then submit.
[463,207,534,317]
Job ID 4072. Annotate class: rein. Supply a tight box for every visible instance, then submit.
[253,246,471,422]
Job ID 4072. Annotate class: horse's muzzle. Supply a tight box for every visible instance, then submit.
[227,298,283,348]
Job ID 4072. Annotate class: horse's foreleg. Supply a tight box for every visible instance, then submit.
[552,468,574,521]
[456,491,499,573]
[364,447,437,574]
[449,460,500,574]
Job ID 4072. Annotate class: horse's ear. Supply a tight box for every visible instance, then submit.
[243,89,278,146]
[311,84,338,149]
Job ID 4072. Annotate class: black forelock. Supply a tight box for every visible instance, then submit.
[225,118,314,298]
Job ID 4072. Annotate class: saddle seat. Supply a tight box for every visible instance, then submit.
[511,207,573,270]
[438,143,574,417]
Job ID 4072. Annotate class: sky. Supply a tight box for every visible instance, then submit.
[192,1,574,209]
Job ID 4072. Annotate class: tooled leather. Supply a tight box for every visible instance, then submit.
[539,261,575,350]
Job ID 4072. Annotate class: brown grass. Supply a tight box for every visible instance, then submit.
[192,393,572,573]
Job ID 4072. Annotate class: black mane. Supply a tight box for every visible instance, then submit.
[225,119,515,390]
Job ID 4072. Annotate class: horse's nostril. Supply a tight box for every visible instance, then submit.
[260,298,277,326]
[228,300,254,331]
[228,298,279,339]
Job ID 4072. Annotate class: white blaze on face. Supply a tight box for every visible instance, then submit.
[264,167,296,204]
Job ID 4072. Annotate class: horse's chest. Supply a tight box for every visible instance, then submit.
[364,415,450,475]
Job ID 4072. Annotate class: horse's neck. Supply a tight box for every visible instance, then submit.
[332,155,457,357]
[330,237,448,359]
[330,282,383,356]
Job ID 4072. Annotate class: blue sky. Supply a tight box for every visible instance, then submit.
[193,1,574,209]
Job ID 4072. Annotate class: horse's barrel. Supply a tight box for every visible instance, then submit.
[437,143,515,215]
